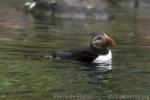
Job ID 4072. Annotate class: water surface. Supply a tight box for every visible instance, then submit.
[0,1,150,100]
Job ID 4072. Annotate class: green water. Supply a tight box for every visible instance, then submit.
[0,1,150,100]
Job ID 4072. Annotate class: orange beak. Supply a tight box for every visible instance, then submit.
[107,36,116,48]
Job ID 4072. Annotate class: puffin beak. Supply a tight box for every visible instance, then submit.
[107,36,116,48]
[103,33,116,48]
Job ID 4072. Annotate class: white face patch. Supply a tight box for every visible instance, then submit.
[91,35,107,49]
[29,2,36,10]
[24,2,32,6]
[24,2,36,10]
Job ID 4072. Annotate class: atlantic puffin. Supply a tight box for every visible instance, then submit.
[24,0,57,10]
[51,33,116,70]
[23,0,57,25]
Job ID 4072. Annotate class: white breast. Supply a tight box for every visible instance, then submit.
[92,49,112,70]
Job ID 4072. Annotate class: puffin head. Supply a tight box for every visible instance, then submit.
[24,1,37,11]
[91,33,116,49]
